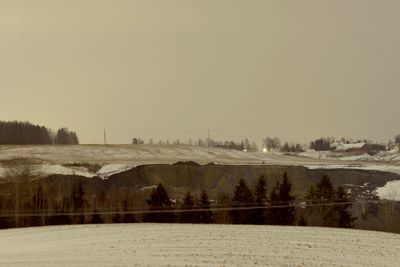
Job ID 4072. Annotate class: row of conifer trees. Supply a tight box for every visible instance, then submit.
[0,172,355,228]
[0,121,79,144]
[143,172,355,227]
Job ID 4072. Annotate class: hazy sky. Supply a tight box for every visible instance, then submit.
[1,0,399,144]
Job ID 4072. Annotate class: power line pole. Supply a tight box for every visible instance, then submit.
[104,129,107,145]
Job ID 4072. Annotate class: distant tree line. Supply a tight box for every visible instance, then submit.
[263,137,281,151]
[303,175,356,227]
[210,138,258,151]
[129,133,400,151]
[131,134,400,152]
[54,128,79,145]
[0,121,79,145]
[310,137,335,151]
[0,172,361,230]
[263,137,303,153]
[309,136,394,152]
[131,137,259,151]
[280,142,304,153]
[310,137,368,151]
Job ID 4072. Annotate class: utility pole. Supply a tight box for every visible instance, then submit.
[104,129,107,145]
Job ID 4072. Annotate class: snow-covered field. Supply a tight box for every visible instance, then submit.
[1,145,400,179]
[299,147,400,164]
[0,224,398,266]
[376,180,400,201]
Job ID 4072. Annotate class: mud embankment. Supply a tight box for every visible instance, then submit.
[102,163,400,198]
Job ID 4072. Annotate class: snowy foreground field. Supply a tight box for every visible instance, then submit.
[0,224,399,267]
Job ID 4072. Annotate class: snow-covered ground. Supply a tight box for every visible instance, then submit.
[96,164,135,179]
[33,164,94,178]
[1,145,400,179]
[0,224,398,266]
[376,180,400,201]
[305,164,400,175]
[299,147,400,164]
[0,144,266,165]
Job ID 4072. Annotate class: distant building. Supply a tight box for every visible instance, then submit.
[335,142,386,155]
[335,143,368,155]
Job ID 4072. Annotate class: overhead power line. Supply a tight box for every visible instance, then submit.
[0,199,387,218]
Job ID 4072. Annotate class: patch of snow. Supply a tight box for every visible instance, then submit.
[376,180,400,201]
[336,143,366,151]
[305,164,355,170]
[0,224,399,267]
[340,154,372,161]
[300,148,400,165]
[139,185,157,191]
[33,164,93,178]
[298,150,331,159]
[305,164,400,175]
[96,164,134,179]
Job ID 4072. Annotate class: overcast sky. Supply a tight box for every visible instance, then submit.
[1,0,399,144]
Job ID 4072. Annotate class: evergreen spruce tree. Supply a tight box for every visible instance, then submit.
[197,190,213,223]
[145,183,175,223]
[278,172,296,225]
[268,172,296,225]
[316,175,337,226]
[180,190,196,223]
[305,184,318,200]
[268,182,280,225]
[304,175,354,227]
[231,179,255,224]
[335,186,356,228]
[303,184,319,225]
[317,175,335,201]
[254,175,267,224]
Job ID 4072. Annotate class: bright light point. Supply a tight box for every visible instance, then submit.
[243,149,247,152]
[263,148,267,153]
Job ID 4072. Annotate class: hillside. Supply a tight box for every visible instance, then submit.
[1,144,400,179]
[0,224,398,266]
[1,145,400,202]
